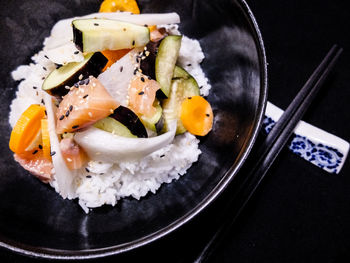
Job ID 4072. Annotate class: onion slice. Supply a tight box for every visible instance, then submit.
[74,121,177,162]
[44,93,75,199]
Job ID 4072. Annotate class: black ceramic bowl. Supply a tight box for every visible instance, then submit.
[0,0,267,259]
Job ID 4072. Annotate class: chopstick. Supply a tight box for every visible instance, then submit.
[194,44,343,263]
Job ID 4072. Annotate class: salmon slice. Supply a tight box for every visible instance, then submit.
[60,138,87,170]
[14,150,53,183]
[128,74,160,117]
[56,76,119,134]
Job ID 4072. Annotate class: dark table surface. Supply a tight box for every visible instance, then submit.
[1,0,350,262]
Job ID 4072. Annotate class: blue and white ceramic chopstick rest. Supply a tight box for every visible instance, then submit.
[263,101,349,174]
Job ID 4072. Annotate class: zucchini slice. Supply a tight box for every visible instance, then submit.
[42,52,107,97]
[155,35,182,97]
[94,117,136,138]
[73,19,150,53]
[162,66,200,134]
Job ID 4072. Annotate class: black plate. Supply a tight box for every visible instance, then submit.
[0,0,267,259]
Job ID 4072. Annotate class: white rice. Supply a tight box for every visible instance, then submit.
[9,17,211,212]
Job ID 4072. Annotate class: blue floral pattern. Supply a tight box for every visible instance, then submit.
[262,116,344,174]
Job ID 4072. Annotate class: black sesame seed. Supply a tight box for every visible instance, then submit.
[133,68,138,75]
[33,86,37,89]
[199,86,203,89]
[69,105,73,111]
[83,94,88,99]
[94,23,99,26]
[55,63,62,69]
[65,110,70,117]
[138,91,145,95]
[140,77,145,82]
[78,80,85,85]
[59,115,64,120]
[41,99,45,105]
[32,150,38,155]
[188,97,192,99]
[187,64,192,66]
[132,40,135,46]
[50,151,56,156]
[148,76,152,80]
[206,114,210,117]
[42,77,45,80]
[43,66,47,71]
[74,83,79,88]
[44,55,49,59]
[136,57,139,63]
[85,168,90,173]
[84,78,90,85]
[72,125,79,129]
[38,145,43,149]
[100,173,104,175]
[86,175,92,178]
[120,66,123,72]
[74,51,79,54]
[160,154,165,158]
[44,110,47,115]
[144,24,148,27]
[36,91,39,96]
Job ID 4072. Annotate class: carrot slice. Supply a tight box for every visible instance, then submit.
[102,49,131,71]
[99,0,140,14]
[180,96,213,136]
[41,119,51,160]
[9,104,46,154]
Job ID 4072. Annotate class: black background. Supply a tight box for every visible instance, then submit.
[1,0,349,262]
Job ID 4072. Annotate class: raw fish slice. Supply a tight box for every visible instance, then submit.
[56,77,119,134]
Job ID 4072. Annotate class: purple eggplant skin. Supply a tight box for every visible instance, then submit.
[73,24,83,52]
[139,40,160,80]
[110,106,148,138]
[43,52,107,98]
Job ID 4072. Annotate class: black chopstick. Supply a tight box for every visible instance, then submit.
[194,44,343,263]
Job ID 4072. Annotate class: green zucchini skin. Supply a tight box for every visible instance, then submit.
[155,35,182,97]
[42,52,107,97]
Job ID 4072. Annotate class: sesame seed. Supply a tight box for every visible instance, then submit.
[140,77,145,82]
[42,77,45,80]
[138,91,145,95]
[120,66,123,72]
[88,112,93,117]
[69,105,73,111]
[67,158,72,162]
[72,125,79,129]
[144,24,148,27]
[206,114,210,117]
[44,55,49,59]
[74,51,79,54]
[50,151,56,156]
[145,51,150,56]
[133,68,138,75]
[132,40,135,46]
[85,168,90,173]
[65,110,70,117]
[59,115,64,120]
[123,28,126,31]
[78,80,85,85]
[33,86,37,89]
[99,173,104,175]
[38,145,43,149]
[187,64,192,66]
[44,110,47,115]
[78,74,83,80]
[83,94,88,99]
[65,85,70,89]
[41,99,45,105]
[94,23,99,26]
[85,78,90,85]
[32,150,38,155]
[199,86,203,89]
[188,97,192,99]
[110,109,114,113]
[160,154,165,158]
[148,76,151,80]
[86,175,92,178]
[74,83,79,88]
[56,64,62,69]
[43,66,47,71]
[36,91,39,96]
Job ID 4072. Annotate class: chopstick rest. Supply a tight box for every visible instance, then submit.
[264,101,349,174]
